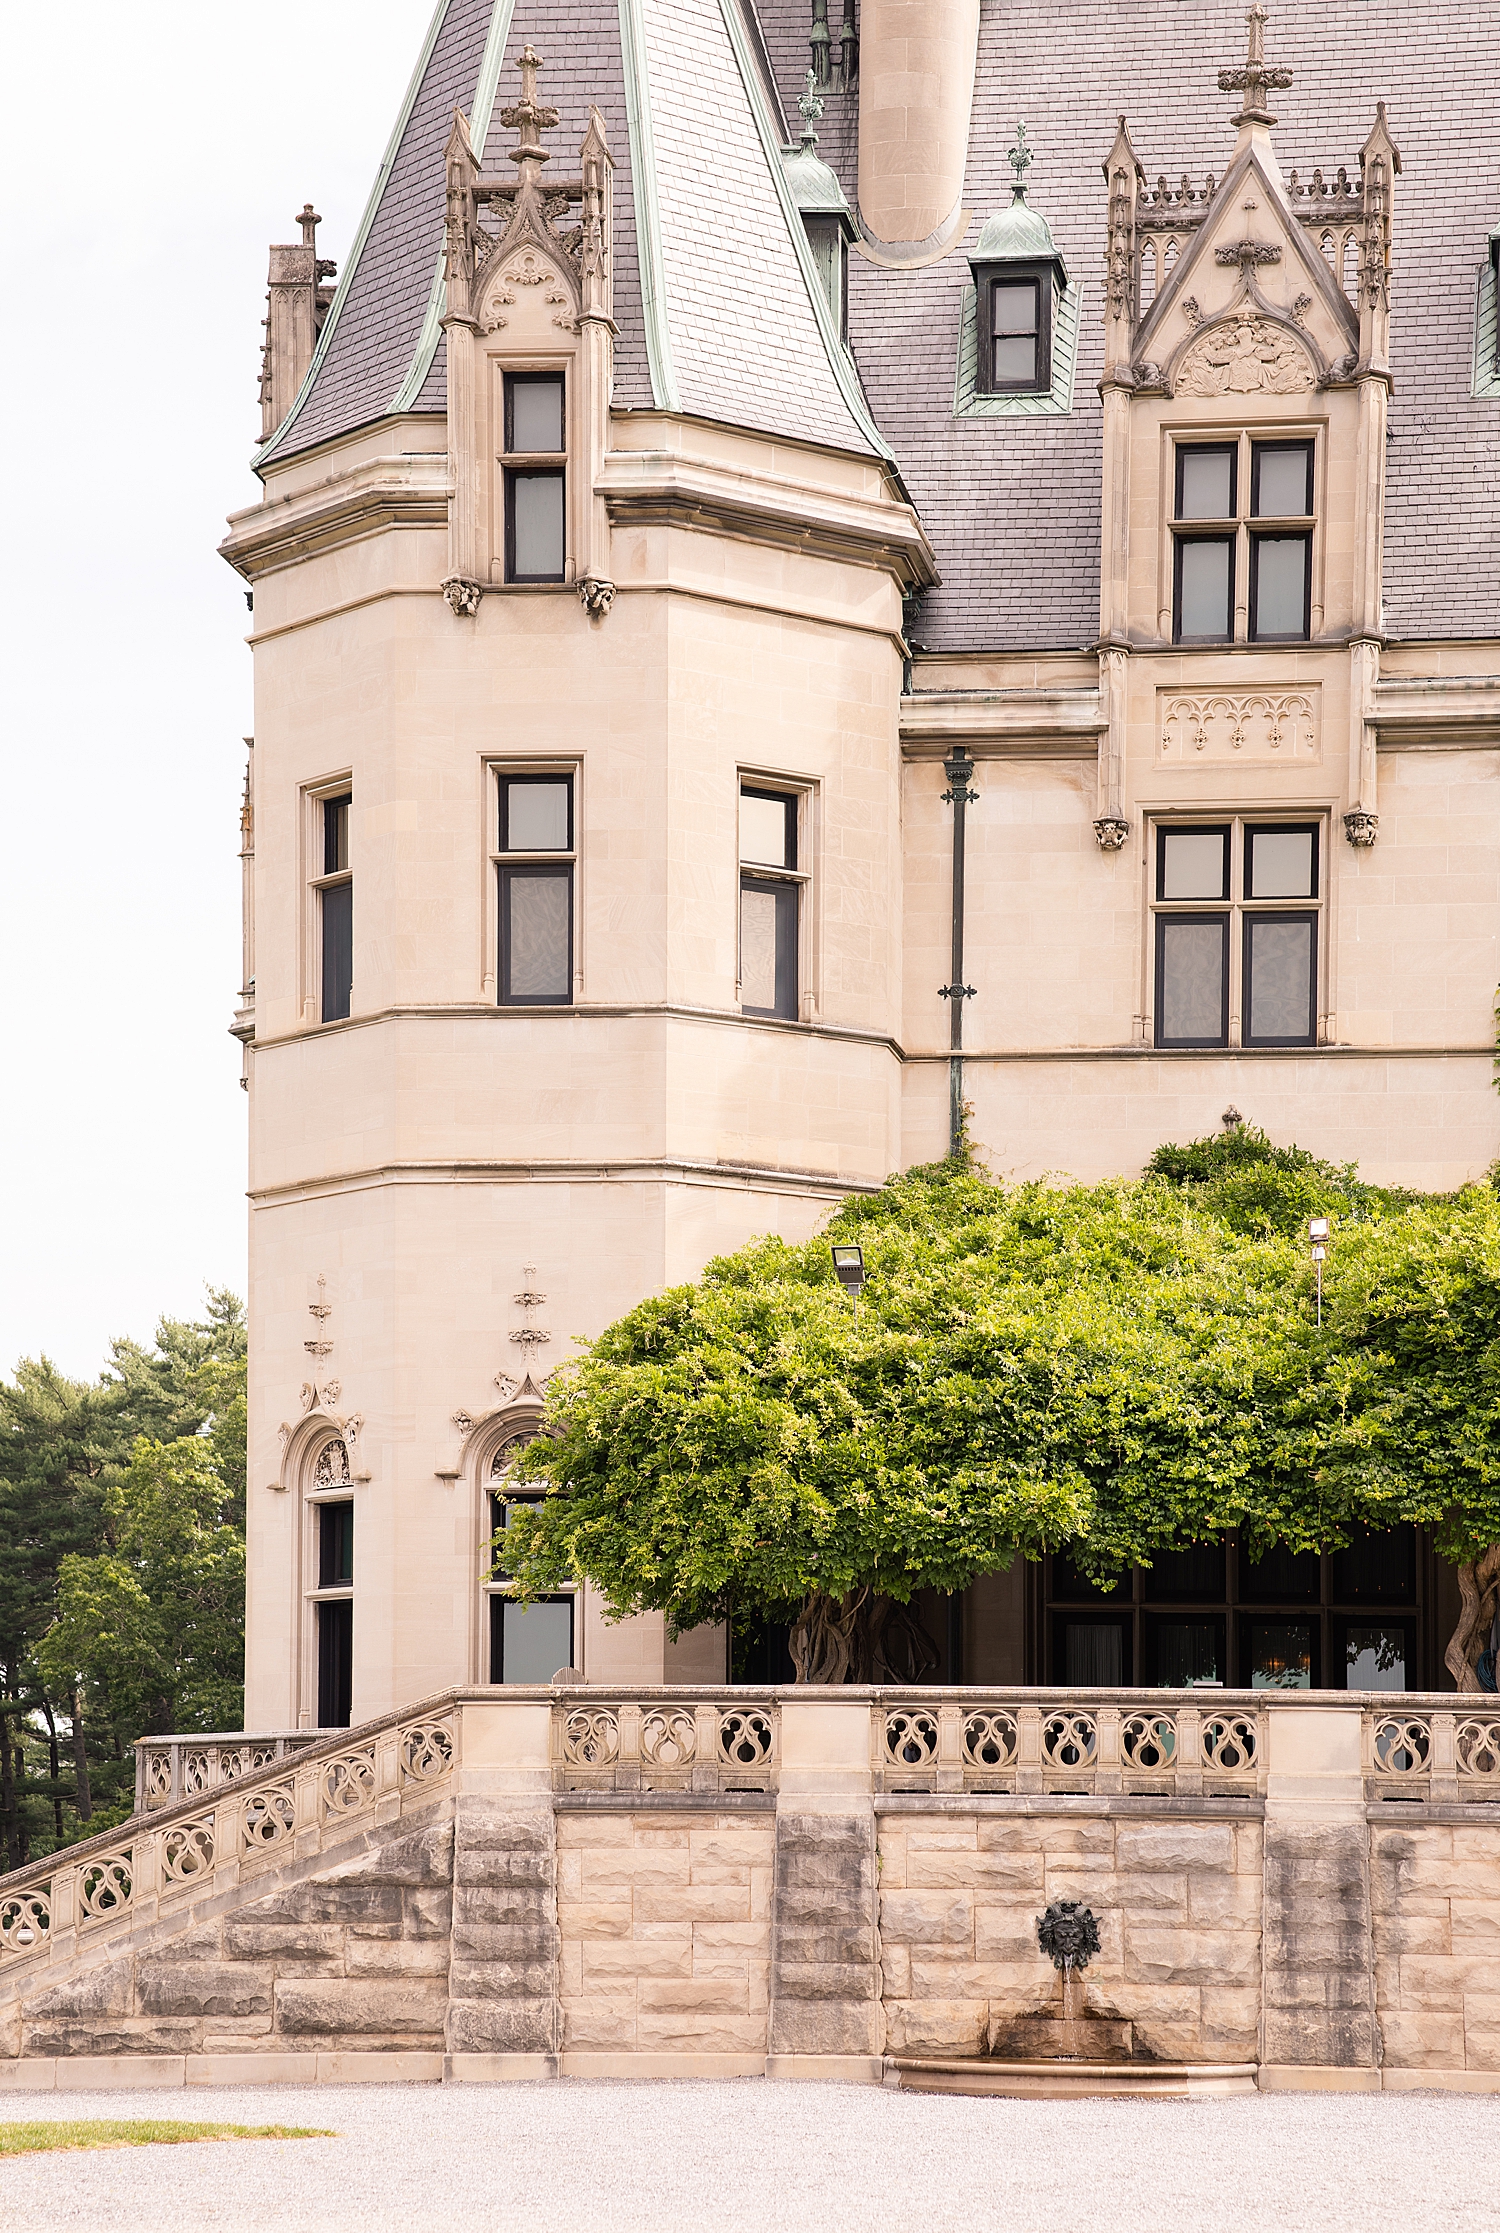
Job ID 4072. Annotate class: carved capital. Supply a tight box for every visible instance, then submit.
[1343,809,1379,848]
[442,575,484,617]
[578,576,615,618]
[1093,815,1131,852]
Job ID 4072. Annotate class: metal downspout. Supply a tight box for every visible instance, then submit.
[939,750,978,1153]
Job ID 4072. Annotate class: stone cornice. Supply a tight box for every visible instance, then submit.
[1371,675,1500,748]
[220,455,452,583]
[900,688,1106,753]
[596,449,938,591]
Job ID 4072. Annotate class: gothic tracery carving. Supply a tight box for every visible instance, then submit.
[313,1438,352,1488]
[1174,315,1314,396]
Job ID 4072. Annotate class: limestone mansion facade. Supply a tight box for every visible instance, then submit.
[221,0,1500,1727]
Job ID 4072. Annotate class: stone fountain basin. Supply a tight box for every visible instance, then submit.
[884,2055,1259,2099]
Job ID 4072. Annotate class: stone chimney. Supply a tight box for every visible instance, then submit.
[258,204,337,439]
[855,0,979,268]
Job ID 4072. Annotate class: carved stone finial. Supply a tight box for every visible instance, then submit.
[1007,120,1032,197]
[442,575,484,618]
[1217,3,1293,128]
[798,69,824,146]
[1343,809,1379,847]
[499,43,560,170]
[1093,816,1131,852]
[297,203,321,249]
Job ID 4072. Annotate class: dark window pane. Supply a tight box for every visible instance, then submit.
[502,777,571,852]
[802,216,848,338]
[1331,1526,1416,1604]
[1178,447,1236,518]
[321,880,352,1022]
[1251,535,1309,637]
[1249,1622,1313,1689]
[1177,537,1232,637]
[1253,441,1312,516]
[1151,1620,1222,1687]
[492,1596,574,1683]
[1246,827,1316,899]
[992,281,1038,336]
[1344,1623,1408,1690]
[1157,917,1227,1044]
[740,876,797,1018]
[319,1501,353,1588]
[1245,914,1314,1044]
[509,469,565,580]
[1145,1543,1226,1602]
[501,868,571,1002]
[1160,828,1229,901]
[740,788,796,870]
[1064,1622,1123,1685]
[324,793,350,875]
[1050,1552,1129,1602]
[1240,1541,1320,1603]
[317,1599,353,1728]
[507,373,564,452]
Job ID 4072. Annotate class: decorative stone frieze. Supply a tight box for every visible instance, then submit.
[1159,689,1318,764]
[1174,313,1316,396]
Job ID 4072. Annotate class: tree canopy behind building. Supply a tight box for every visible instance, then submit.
[501,1139,1500,1682]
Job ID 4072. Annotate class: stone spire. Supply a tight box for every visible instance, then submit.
[1217,4,1293,129]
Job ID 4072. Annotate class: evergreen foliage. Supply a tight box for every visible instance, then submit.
[501,1141,1500,1670]
[0,1293,245,1869]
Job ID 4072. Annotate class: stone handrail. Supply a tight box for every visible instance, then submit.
[134,1731,332,1813]
[873,1688,1266,1797]
[1363,1703,1500,1802]
[0,1694,459,1980]
[551,1690,780,1793]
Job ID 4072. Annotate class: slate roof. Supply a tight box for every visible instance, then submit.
[260,0,878,468]
[755,0,1500,648]
[262,0,1500,648]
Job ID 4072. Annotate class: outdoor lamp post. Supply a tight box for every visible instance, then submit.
[831,1244,866,1315]
[1309,1216,1330,1327]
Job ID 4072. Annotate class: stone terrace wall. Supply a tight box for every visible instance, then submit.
[556,1805,773,2072]
[1372,1819,1500,2078]
[879,1808,1262,2064]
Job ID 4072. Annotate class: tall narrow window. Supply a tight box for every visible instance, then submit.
[503,372,565,584]
[318,792,352,1022]
[739,785,801,1021]
[486,1437,575,1681]
[989,277,1042,388]
[312,1489,353,1727]
[1153,820,1320,1050]
[1172,445,1236,643]
[1249,440,1314,642]
[495,771,574,1005]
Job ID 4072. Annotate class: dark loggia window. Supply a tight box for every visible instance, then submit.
[317,1600,352,1727]
[320,792,352,1022]
[318,1500,353,1588]
[497,773,573,1006]
[504,372,565,583]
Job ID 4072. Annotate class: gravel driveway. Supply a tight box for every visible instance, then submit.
[0,2079,1493,2231]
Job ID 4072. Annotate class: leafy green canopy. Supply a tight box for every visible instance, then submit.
[502,1147,1500,1633]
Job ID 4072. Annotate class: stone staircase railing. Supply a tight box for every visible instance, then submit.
[0,1693,460,1985]
[134,1730,331,1813]
[873,1689,1267,1797]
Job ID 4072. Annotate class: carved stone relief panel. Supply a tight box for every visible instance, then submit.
[1157,689,1320,765]
[1173,314,1315,397]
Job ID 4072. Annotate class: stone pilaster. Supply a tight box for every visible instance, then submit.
[767,1696,881,2080]
[444,1699,560,2078]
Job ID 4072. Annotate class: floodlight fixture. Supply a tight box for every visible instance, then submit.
[1308,1216,1331,1325]
[831,1244,866,1294]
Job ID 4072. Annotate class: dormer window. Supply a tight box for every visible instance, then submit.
[782,78,855,345]
[968,127,1068,400]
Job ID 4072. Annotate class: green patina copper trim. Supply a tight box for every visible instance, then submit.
[714,0,891,462]
[1473,252,1500,400]
[952,279,1079,419]
[618,0,679,412]
[257,0,457,467]
[386,0,520,418]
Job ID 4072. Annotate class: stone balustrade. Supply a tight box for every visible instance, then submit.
[4,1686,1500,2092]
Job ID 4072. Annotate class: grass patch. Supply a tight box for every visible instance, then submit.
[0,2120,334,2159]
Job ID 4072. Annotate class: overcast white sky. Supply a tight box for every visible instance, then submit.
[0,2,426,1378]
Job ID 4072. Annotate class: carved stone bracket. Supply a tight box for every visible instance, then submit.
[1093,816,1131,852]
[578,576,615,618]
[442,575,484,617]
[1343,809,1379,847]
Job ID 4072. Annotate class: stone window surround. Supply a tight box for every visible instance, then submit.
[1157,419,1326,645]
[463,1402,576,1684]
[1142,809,1330,1051]
[736,764,819,1025]
[482,755,582,1008]
[299,771,354,1029]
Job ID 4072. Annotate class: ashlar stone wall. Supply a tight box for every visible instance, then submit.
[1373,1820,1500,2075]
[878,1808,1262,2065]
